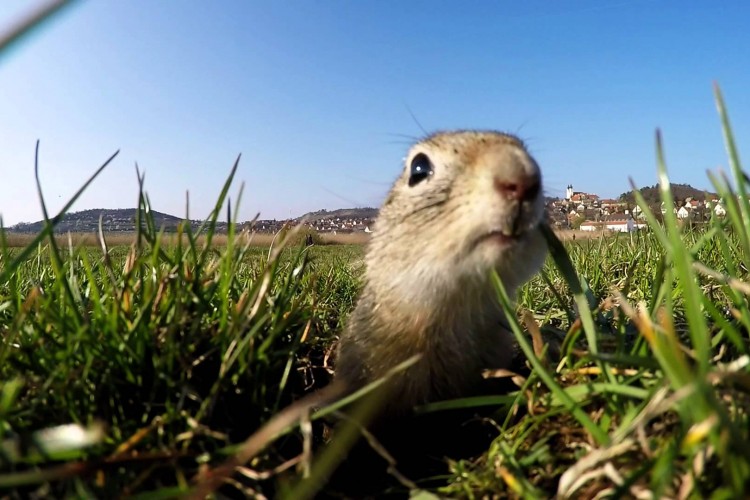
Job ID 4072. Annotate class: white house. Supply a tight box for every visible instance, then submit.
[605,213,647,232]
[660,202,680,215]
[676,206,690,219]
[605,219,648,232]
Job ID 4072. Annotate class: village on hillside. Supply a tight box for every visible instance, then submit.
[254,216,373,235]
[547,185,727,232]
[252,208,376,235]
[260,184,729,236]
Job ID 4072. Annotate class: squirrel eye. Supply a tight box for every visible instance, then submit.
[408,153,433,187]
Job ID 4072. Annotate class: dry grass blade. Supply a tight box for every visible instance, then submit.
[0,0,78,56]
[557,439,637,498]
[693,261,750,296]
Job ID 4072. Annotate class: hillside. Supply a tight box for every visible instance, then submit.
[618,183,716,206]
[9,208,193,234]
[8,207,378,234]
[295,207,378,222]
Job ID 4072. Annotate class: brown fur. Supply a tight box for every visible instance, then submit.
[335,130,548,418]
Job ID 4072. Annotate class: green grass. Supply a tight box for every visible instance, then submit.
[435,88,750,499]
[2,93,750,498]
[0,188,364,496]
[2,9,750,494]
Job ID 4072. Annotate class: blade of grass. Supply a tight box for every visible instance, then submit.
[492,271,610,446]
[0,145,119,284]
[0,0,78,57]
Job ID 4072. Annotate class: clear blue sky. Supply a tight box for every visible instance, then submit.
[1,1,748,225]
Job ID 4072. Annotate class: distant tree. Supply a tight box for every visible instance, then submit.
[619,183,715,207]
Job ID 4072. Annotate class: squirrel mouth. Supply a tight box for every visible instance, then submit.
[471,206,542,252]
[473,216,540,251]
[469,227,525,253]
[478,230,522,247]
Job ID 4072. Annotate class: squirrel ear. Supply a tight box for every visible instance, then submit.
[408,153,434,187]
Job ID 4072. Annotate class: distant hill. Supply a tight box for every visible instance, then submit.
[8,207,378,234]
[9,208,192,234]
[618,183,716,206]
[295,207,378,222]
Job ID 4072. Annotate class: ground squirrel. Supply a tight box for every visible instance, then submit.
[335,130,548,417]
[194,131,549,497]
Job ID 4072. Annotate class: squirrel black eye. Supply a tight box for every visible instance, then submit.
[408,153,433,187]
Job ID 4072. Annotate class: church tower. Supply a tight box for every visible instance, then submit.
[566,184,574,200]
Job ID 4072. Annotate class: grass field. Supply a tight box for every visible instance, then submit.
[0,229,372,249]
[2,92,750,498]
[0,8,748,487]
[3,5,749,499]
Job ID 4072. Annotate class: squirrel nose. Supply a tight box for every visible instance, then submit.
[494,175,541,202]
